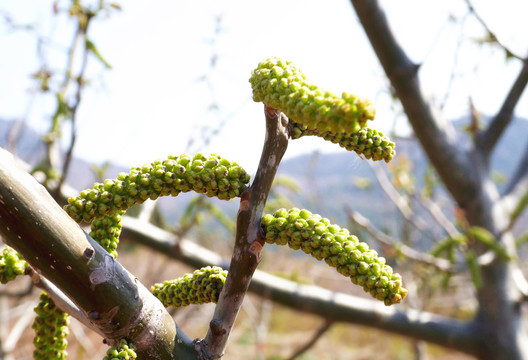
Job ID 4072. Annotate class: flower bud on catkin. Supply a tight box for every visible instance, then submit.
[32,292,69,360]
[0,246,28,284]
[89,211,123,258]
[249,57,375,134]
[103,339,137,360]
[261,208,407,305]
[292,124,396,163]
[151,266,227,308]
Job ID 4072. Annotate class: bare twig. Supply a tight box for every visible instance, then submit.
[439,13,468,111]
[368,162,429,233]
[415,195,460,238]
[120,216,481,357]
[462,0,524,60]
[200,106,289,358]
[2,300,36,356]
[346,209,453,272]
[349,0,477,211]
[54,16,93,199]
[287,320,333,360]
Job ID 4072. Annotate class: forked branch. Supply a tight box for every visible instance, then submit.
[199,105,289,358]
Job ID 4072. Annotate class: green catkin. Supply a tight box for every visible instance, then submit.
[261,208,408,306]
[292,124,396,163]
[151,266,227,308]
[89,212,123,259]
[0,246,28,284]
[103,339,137,360]
[249,57,375,135]
[32,292,69,360]
[63,153,250,257]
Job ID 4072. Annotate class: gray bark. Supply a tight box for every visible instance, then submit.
[349,0,528,358]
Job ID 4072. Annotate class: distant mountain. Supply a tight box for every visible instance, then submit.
[1,116,527,239]
[274,117,528,236]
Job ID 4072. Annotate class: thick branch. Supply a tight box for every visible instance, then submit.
[477,58,528,157]
[349,0,477,209]
[120,217,480,356]
[0,148,196,359]
[200,106,289,358]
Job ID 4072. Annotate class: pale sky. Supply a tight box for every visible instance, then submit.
[1,0,527,174]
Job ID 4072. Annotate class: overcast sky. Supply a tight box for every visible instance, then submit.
[1,0,527,174]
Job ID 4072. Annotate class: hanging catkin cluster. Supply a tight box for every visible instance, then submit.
[89,212,123,258]
[32,292,69,360]
[261,208,407,306]
[151,266,227,308]
[249,57,375,135]
[292,125,396,163]
[0,246,28,284]
[65,153,250,223]
[103,339,137,360]
[63,153,250,257]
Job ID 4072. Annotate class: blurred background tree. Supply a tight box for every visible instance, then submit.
[0,0,527,359]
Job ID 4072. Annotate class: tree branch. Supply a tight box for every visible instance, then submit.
[26,266,105,338]
[287,320,333,360]
[477,58,528,157]
[415,195,460,239]
[462,0,525,61]
[368,162,428,233]
[199,106,289,358]
[349,0,477,210]
[346,209,453,272]
[119,216,481,356]
[499,141,528,230]
[0,148,197,359]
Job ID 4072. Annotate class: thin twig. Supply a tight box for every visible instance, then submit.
[477,57,528,157]
[415,194,460,238]
[55,17,92,199]
[368,162,429,233]
[439,13,468,111]
[200,106,289,358]
[3,300,38,355]
[462,0,524,60]
[287,320,333,360]
[347,208,453,272]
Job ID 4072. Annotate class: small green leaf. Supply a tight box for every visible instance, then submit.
[85,38,112,69]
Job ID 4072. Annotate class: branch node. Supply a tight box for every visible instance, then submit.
[209,319,227,336]
[83,247,94,261]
